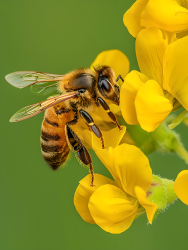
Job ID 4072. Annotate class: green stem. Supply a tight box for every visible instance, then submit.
[173,138,188,164]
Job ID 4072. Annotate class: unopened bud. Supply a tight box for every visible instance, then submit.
[146,175,177,221]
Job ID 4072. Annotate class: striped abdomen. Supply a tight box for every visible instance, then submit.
[40,104,73,170]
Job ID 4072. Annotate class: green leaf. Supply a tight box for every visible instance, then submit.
[30,81,60,96]
[168,109,187,129]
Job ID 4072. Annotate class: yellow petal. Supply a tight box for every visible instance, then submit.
[141,0,188,33]
[163,36,188,110]
[174,170,188,205]
[135,186,157,224]
[89,184,138,234]
[90,50,130,82]
[93,126,126,150]
[82,130,93,149]
[120,131,136,146]
[177,30,188,39]
[94,147,123,189]
[92,126,126,189]
[135,80,173,132]
[123,0,149,38]
[120,70,148,125]
[74,174,116,224]
[109,104,121,117]
[82,117,126,150]
[89,106,117,131]
[113,144,152,197]
[84,124,126,152]
[136,28,174,87]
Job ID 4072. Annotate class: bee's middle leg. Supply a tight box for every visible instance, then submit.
[79,109,105,149]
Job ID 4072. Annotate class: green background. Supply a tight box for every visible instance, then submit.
[0,0,188,249]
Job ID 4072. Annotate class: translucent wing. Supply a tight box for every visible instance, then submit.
[30,81,60,96]
[10,92,78,122]
[5,71,64,89]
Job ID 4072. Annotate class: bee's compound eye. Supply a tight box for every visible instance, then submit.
[78,88,86,94]
[101,80,111,93]
[98,79,112,97]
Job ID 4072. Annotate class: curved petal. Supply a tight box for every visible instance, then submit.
[91,125,126,189]
[89,184,138,234]
[135,80,173,132]
[83,125,126,151]
[163,36,188,111]
[177,29,188,39]
[136,28,174,87]
[141,0,188,33]
[93,126,126,150]
[120,70,148,125]
[123,0,149,37]
[109,104,122,117]
[135,186,157,224]
[113,144,152,197]
[91,50,130,82]
[120,131,136,146]
[174,170,188,205]
[94,147,123,189]
[74,174,116,224]
[82,119,126,150]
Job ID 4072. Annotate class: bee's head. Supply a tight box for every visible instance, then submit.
[94,65,120,105]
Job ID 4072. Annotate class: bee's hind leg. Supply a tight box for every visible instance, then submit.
[77,146,95,187]
[65,124,94,186]
[97,97,122,130]
[79,109,105,149]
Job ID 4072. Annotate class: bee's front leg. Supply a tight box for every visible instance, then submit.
[79,109,105,149]
[97,97,122,130]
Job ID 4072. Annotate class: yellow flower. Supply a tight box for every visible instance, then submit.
[74,128,157,234]
[120,27,186,132]
[123,0,188,38]
[174,170,188,205]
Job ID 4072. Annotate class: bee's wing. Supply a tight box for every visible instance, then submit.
[5,71,64,89]
[10,92,78,122]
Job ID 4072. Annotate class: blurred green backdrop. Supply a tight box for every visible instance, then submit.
[0,1,188,250]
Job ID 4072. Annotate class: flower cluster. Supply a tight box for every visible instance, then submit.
[74,128,157,234]
[73,0,188,234]
[120,27,188,132]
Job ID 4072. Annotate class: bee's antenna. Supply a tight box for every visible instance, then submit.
[116,75,124,83]
[93,66,97,71]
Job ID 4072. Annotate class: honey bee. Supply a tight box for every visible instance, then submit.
[6,66,124,186]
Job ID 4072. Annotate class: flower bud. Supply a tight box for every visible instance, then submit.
[146,175,177,220]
